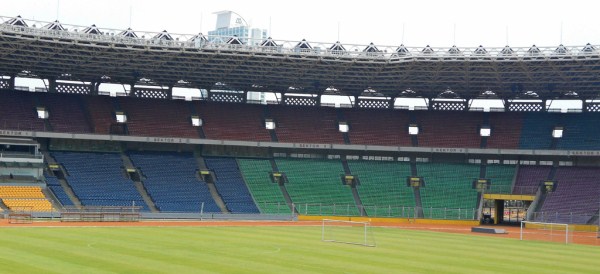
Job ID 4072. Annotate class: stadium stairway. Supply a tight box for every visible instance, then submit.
[40,186,63,211]
[341,159,367,216]
[187,102,206,138]
[76,95,97,134]
[42,151,82,208]
[30,93,54,132]
[411,158,424,218]
[120,153,159,213]
[269,158,296,213]
[0,200,9,211]
[195,153,229,213]
[264,105,278,142]
[527,163,558,219]
[336,109,351,144]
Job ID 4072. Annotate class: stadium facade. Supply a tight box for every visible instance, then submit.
[0,15,599,226]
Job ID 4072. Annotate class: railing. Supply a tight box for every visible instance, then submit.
[485,185,539,195]
[1,16,599,61]
[61,206,142,222]
[531,212,599,225]
[0,152,43,160]
[282,203,478,220]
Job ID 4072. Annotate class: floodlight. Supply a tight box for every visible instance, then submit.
[36,107,49,119]
[480,126,491,137]
[191,115,202,127]
[552,126,563,138]
[115,111,127,123]
[265,118,276,130]
[408,124,419,135]
[338,122,349,133]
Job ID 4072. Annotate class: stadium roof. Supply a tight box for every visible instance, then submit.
[1,16,600,100]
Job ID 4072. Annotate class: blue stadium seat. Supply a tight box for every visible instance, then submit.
[45,173,74,206]
[128,152,220,213]
[52,151,148,210]
[204,157,259,213]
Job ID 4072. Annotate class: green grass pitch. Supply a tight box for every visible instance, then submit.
[0,225,597,273]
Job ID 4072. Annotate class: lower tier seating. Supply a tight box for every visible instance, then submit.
[513,166,551,195]
[417,163,480,219]
[275,158,357,216]
[204,157,259,213]
[347,161,415,217]
[128,152,220,213]
[45,173,74,207]
[485,165,516,194]
[0,186,54,212]
[52,151,148,210]
[237,159,289,214]
[537,167,600,224]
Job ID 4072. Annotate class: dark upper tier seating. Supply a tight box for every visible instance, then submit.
[119,97,199,138]
[195,102,271,142]
[270,105,344,144]
[343,109,412,146]
[486,113,523,149]
[37,93,92,133]
[556,113,600,150]
[0,90,46,131]
[416,112,482,148]
[519,113,561,149]
[4,90,600,151]
[83,95,116,134]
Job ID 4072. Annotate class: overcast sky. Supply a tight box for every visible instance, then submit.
[4,0,600,48]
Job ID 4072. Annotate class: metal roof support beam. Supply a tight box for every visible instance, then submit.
[167,85,173,100]
[91,81,99,96]
[128,83,134,97]
[542,99,547,112]
[8,75,15,90]
[48,78,57,93]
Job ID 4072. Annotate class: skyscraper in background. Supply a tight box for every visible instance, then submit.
[208,11,267,46]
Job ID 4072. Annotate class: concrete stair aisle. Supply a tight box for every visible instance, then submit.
[120,153,158,212]
[42,151,82,208]
[194,152,229,213]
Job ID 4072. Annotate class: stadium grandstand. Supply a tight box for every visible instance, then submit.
[1,15,600,226]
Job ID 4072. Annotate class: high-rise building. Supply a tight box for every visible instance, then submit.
[208,11,267,46]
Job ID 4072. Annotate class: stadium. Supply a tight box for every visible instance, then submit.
[0,11,599,273]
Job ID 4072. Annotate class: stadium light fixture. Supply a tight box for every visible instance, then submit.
[552,126,563,138]
[36,107,49,119]
[408,124,419,135]
[191,116,202,127]
[115,111,127,123]
[480,126,491,137]
[265,118,276,130]
[338,122,349,133]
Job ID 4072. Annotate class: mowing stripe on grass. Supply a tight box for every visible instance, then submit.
[0,226,597,273]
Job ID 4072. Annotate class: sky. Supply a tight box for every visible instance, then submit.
[3,0,600,48]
